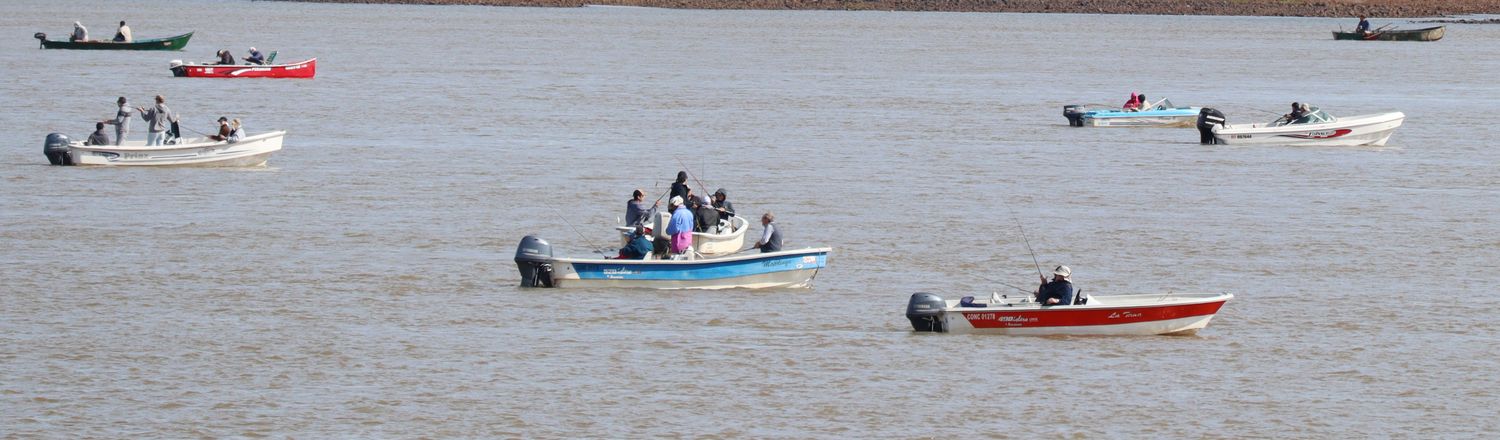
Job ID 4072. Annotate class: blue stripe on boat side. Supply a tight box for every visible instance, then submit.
[570,252,828,281]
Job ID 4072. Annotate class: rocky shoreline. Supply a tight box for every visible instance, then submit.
[266,0,1500,18]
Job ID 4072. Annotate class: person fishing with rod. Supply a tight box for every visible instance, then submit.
[1007,205,1078,306]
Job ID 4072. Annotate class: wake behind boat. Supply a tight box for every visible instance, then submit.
[514,235,830,290]
[906,291,1233,336]
[1197,106,1404,146]
[1063,98,1202,127]
[42,131,285,167]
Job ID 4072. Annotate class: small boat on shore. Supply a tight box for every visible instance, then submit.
[34,31,192,50]
[615,215,749,257]
[170,57,316,79]
[1333,26,1444,42]
[1063,98,1201,127]
[514,235,830,289]
[906,291,1233,336]
[1200,106,1404,146]
[42,131,285,167]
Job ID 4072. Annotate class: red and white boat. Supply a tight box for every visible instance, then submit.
[169,58,316,78]
[906,291,1232,336]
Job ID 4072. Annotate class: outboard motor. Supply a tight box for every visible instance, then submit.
[515,235,554,288]
[1197,107,1227,144]
[34,32,46,48]
[44,133,73,166]
[906,292,947,332]
[1063,105,1086,127]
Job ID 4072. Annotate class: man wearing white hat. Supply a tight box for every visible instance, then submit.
[665,195,695,256]
[1036,265,1075,306]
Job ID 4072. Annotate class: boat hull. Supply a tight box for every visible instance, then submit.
[1081,108,1201,127]
[65,131,285,167]
[521,246,831,290]
[1333,26,1444,42]
[1213,112,1404,146]
[171,58,316,78]
[38,32,192,50]
[908,292,1232,336]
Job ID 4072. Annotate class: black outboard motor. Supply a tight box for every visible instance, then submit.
[34,32,46,48]
[1063,105,1086,127]
[906,292,947,332]
[1197,108,1227,144]
[44,133,73,166]
[515,235,554,288]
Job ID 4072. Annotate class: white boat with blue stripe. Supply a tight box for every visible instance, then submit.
[515,235,831,290]
[1063,99,1201,127]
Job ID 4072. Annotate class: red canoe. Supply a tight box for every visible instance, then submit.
[170,58,316,78]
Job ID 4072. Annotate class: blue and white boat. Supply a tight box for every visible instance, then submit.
[1063,98,1202,127]
[514,235,831,289]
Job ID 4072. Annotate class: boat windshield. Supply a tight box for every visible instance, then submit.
[1273,106,1336,126]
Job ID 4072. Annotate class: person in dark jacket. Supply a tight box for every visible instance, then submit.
[1036,265,1075,306]
[208,117,232,141]
[712,188,735,221]
[85,122,110,146]
[669,171,691,202]
[617,226,653,260]
[215,49,236,65]
[1355,15,1371,33]
[243,47,265,65]
[693,195,719,233]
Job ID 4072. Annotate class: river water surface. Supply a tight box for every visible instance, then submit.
[3,1,1499,437]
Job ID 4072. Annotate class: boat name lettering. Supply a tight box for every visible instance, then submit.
[1306,130,1335,137]
[1107,311,1143,319]
[763,259,793,268]
[969,313,1038,324]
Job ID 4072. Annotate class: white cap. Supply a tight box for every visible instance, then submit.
[670,196,683,206]
[1053,265,1071,278]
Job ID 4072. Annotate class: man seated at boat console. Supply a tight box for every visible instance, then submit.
[1036,266,1076,306]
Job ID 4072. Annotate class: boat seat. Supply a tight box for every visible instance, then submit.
[265,51,277,64]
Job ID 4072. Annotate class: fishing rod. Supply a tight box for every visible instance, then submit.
[1003,203,1045,280]
[550,207,611,258]
[972,272,1035,295]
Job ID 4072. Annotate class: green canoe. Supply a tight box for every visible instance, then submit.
[1332,26,1444,42]
[35,31,193,50]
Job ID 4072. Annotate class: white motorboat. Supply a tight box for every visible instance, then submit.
[515,235,831,290]
[616,214,749,257]
[906,291,1233,336]
[43,131,285,167]
[1205,107,1404,146]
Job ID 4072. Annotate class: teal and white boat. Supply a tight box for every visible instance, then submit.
[1064,98,1202,127]
[514,235,830,290]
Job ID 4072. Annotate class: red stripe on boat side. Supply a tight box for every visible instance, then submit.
[960,300,1227,329]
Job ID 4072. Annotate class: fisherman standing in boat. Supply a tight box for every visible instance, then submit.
[102,97,133,146]
[752,212,782,253]
[136,95,174,146]
[1356,15,1371,34]
[625,189,658,227]
[1036,266,1075,306]
[70,22,87,42]
[113,21,131,43]
[669,171,691,202]
[666,196,695,256]
[712,188,735,221]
